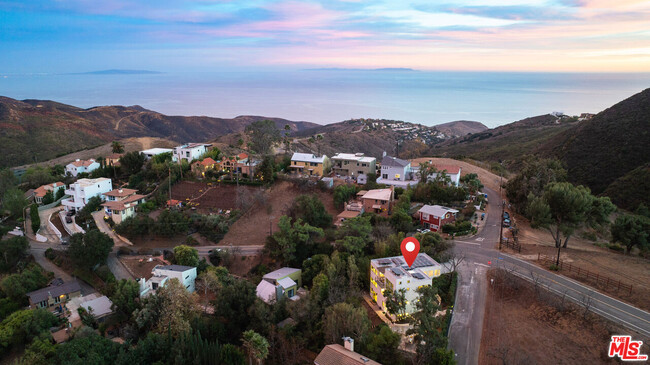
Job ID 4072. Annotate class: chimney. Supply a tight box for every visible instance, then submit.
[342,337,354,352]
[75,159,80,162]
[118,189,123,194]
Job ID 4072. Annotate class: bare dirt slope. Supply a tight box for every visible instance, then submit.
[13,137,177,170]
[219,180,338,247]
[409,157,506,192]
[480,269,647,365]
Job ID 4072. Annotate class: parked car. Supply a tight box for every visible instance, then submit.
[66,210,75,217]
[65,216,72,224]
[481,213,485,221]
[416,228,431,234]
[503,218,511,227]
[503,212,510,219]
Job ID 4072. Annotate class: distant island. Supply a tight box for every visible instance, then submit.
[305,67,417,72]
[72,69,163,75]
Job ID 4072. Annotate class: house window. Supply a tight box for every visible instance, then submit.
[39,301,47,308]
[185,275,189,280]
[382,174,388,179]
[186,285,190,289]
[422,213,429,220]
[54,296,61,303]
[288,289,295,297]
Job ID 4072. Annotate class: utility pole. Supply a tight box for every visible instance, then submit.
[499,200,504,250]
[168,167,172,204]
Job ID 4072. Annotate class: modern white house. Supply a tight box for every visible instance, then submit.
[376,155,417,188]
[370,253,442,321]
[141,148,173,160]
[61,178,113,212]
[100,188,146,224]
[139,265,197,297]
[65,159,100,177]
[172,143,211,163]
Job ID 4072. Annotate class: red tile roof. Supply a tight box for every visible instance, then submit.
[101,194,145,210]
[34,182,64,198]
[69,159,96,167]
[103,188,137,198]
[434,164,461,174]
[199,157,216,166]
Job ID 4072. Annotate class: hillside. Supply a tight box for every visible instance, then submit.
[287,118,488,159]
[434,120,487,137]
[431,89,650,210]
[0,96,318,168]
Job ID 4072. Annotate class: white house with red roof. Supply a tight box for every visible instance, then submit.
[100,188,146,224]
[413,161,462,187]
[65,159,100,177]
[33,182,65,204]
[62,178,113,212]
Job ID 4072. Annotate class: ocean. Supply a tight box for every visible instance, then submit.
[1,70,649,128]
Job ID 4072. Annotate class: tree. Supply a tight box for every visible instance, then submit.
[55,330,121,364]
[257,155,276,183]
[0,169,16,198]
[333,185,358,209]
[0,236,29,272]
[41,190,54,205]
[55,186,65,201]
[267,216,323,266]
[528,182,616,265]
[335,216,372,256]
[245,120,281,155]
[120,151,146,176]
[408,285,450,364]
[110,279,141,316]
[3,188,27,218]
[611,214,650,253]
[134,278,198,337]
[322,302,370,344]
[0,264,49,301]
[67,230,114,270]
[362,324,402,364]
[0,309,59,356]
[241,330,269,365]
[111,141,124,154]
[22,167,55,188]
[289,194,332,228]
[418,161,438,184]
[30,204,40,234]
[384,288,407,321]
[506,158,567,215]
[173,245,200,267]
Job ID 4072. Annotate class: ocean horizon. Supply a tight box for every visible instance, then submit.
[1,70,649,128]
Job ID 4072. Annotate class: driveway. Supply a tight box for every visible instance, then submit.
[92,211,131,247]
[107,253,134,281]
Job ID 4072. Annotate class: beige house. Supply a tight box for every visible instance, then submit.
[360,187,394,217]
[331,153,376,177]
[101,188,146,224]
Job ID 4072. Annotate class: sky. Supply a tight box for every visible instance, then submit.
[1,0,650,73]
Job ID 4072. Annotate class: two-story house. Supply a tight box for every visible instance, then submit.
[290,153,329,177]
[221,153,259,176]
[172,143,211,163]
[139,265,197,297]
[376,155,418,188]
[100,188,146,224]
[415,162,462,186]
[256,267,302,304]
[331,153,376,177]
[370,253,442,321]
[417,205,459,232]
[61,178,113,212]
[33,182,65,204]
[104,153,124,167]
[65,159,100,177]
[360,188,394,217]
[26,279,82,314]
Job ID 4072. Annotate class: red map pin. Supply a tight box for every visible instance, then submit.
[400,237,420,267]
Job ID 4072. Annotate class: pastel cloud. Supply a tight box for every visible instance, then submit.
[0,0,649,72]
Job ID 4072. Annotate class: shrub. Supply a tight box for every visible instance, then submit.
[185,236,199,246]
[117,247,133,256]
[44,248,56,260]
[549,264,559,271]
[30,204,40,234]
[607,243,625,252]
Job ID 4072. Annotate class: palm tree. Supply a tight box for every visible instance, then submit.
[242,330,269,365]
[283,124,292,152]
[111,141,124,154]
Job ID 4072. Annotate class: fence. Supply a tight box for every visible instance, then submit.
[537,254,633,295]
[500,237,521,252]
[38,196,67,211]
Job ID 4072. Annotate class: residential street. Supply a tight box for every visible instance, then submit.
[448,187,650,365]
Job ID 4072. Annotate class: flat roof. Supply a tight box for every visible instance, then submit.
[263,267,300,280]
[141,148,172,154]
[291,152,326,164]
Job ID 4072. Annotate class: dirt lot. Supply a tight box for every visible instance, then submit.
[480,268,648,365]
[219,179,339,247]
[508,213,650,311]
[409,157,507,192]
[119,256,168,279]
[171,181,263,213]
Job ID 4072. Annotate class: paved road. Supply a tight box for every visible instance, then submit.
[448,187,650,364]
[107,253,134,280]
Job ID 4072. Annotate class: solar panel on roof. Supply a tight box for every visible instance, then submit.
[412,273,425,279]
[391,267,404,276]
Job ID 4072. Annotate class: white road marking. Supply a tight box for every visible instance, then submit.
[475,263,489,268]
